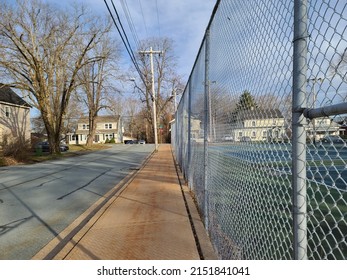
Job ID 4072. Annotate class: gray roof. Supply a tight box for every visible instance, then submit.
[78,115,120,123]
[237,108,283,120]
[0,83,31,107]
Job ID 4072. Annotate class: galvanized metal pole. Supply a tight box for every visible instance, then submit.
[204,29,210,231]
[292,0,308,260]
[304,102,347,119]
[187,81,192,186]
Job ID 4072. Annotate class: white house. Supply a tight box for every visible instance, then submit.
[232,108,286,142]
[67,115,123,144]
[307,117,340,141]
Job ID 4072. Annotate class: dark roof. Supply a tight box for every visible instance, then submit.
[78,115,120,123]
[75,129,119,134]
[0,83,31,107]
[237,108,283,120]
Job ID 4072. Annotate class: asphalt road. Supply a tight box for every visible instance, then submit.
[0,144,154,260]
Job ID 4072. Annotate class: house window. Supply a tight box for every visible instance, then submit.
[105,123,112,129]
[5,107,10,118]
[82,124,89,130]
[263,130,267,138]
[252,121,256,127]
[252,131,256,138]
[105,133,113,140]
[238,131,243,137]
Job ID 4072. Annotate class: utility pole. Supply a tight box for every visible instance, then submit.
[139,47,163,152]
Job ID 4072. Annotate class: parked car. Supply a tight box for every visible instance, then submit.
[222,135,234,141]
[321,135,344,144]
[35,141,69,152]
[125,140,137,144]
[240,136,251,142]
[138,140,146,144]
[60,143,69,151]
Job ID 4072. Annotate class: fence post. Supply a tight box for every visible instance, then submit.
[292,0,308,260]
[187,81,192,189]
[204,28,210,230]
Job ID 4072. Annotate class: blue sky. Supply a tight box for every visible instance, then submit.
[48,0,217,81]
[5,0,217,116]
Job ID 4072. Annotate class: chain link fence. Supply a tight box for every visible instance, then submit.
[171,0,347,260]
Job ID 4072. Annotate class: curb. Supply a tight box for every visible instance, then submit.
[32,149,155,260]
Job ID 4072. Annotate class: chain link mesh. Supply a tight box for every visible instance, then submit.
[171,0,347,260]
[305,0,347,260]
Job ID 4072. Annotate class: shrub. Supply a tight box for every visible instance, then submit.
[1,134,31,162]
[0,154,5,166]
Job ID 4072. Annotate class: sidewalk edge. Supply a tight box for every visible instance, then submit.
[32,149,155,260]
[170,146,218,260]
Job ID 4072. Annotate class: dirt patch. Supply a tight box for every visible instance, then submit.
[1,156,21,166]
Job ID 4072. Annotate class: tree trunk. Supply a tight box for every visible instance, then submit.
[86,113,96,147]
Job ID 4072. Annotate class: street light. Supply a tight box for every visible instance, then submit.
[129,78,143,94]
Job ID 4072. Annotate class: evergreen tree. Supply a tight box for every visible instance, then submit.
[229,90,257,123]
[236,90,258,111]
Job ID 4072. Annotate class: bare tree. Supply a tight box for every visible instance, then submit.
[330,48,347,102]
[134,37,184,143]
[330,48,347,82]
[63,94,85,140]
[0,0,111,153]
[77,34,120,147]
[125,97,144,139]
[107,95,146,140]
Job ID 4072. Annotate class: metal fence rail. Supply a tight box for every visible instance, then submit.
[171,0,347,260]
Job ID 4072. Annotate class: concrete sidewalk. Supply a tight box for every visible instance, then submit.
[33,144,216,260]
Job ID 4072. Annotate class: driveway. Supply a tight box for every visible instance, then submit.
[0,144,154,259]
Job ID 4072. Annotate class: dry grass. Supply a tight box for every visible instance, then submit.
[0,144,112,166]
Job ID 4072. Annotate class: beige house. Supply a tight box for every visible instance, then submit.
[67,115,123,144]
[233,108,286,142]
[307,117,340,141]
[0,84,31,145]
[191,117,204,142]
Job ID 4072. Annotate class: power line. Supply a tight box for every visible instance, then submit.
[120,0,140,49]
[155,0,161,38]
[138,0,148,37]
[109,0,140,68]
[103,0,146,85]
[109,0,138,61]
